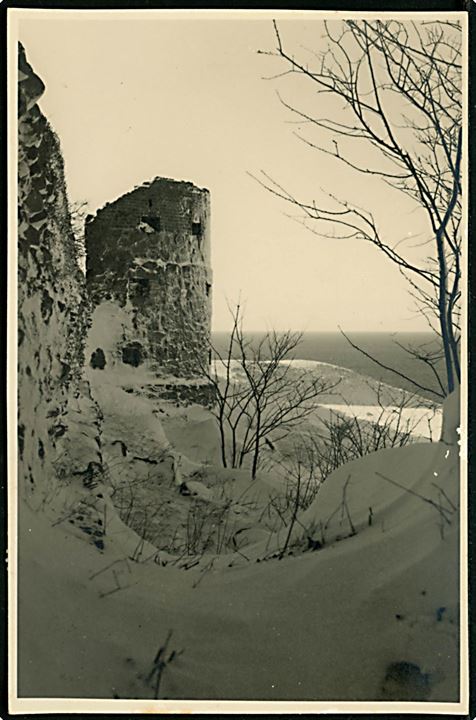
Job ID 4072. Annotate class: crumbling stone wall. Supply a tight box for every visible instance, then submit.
[17,44,104,539]
[85,177,212,379]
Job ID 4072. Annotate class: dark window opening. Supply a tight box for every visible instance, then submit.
[140,215,161,232]
[90,348,106,370]
[122,342,143,367]
[192,221,202,236]
[130,277,150,298]
[205,282,211,297]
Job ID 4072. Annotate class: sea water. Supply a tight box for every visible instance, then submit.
[211,332,444,440]
[212,331,444,400]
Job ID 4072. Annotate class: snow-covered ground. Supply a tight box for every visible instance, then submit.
[15,346,461,707]
[14,300,460,708]
[17,436,460,705]
[321,403,442,441]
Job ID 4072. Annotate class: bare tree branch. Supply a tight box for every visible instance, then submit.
[255,18,462,395]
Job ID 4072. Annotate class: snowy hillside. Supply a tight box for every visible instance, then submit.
[17,373,461,703]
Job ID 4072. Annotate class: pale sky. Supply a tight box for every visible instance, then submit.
[15,10,443,332]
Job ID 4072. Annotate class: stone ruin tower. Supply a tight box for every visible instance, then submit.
[85,177,213,403]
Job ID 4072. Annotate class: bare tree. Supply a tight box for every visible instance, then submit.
[200,305,339,479]
[255,18,462,396]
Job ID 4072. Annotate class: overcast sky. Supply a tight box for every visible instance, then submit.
[15,10,444,332]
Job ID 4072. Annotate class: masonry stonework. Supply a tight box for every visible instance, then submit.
[86,178,212,383]
[17,44,105,544]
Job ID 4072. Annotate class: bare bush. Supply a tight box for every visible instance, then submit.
[145,630,184,699]
[299,389,422,485]
[200,304,339,479]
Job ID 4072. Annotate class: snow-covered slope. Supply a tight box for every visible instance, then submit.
[17,389,460,703]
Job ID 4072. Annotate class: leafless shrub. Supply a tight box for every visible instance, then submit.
[183,499,237,556]
[375,470,458,539]
[104,456,170,545]
[145,630,184,699]
[301,391,421,486]
[192,557,217,589]
[264,443,321,532]
[199,303,339,479]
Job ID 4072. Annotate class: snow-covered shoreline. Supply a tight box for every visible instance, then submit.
[319,403,442,441]
[211,358,442,440]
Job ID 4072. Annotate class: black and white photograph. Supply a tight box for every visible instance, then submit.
[7,6,469,713]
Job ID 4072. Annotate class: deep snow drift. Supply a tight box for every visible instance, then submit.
[17,357,461,702]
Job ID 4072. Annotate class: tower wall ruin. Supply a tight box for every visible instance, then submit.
[85,178,212,385]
